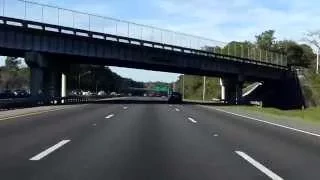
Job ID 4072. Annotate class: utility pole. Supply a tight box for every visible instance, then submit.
[95,81,98,94]
[317,48,319,74]
[78,74,81,90]
[182,75,185,100]
[202,76,206,102]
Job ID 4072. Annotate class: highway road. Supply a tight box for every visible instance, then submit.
[1,97,320,180]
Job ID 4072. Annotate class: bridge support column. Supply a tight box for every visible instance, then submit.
[220,78,226,101]
[25,52,48,97]
[61,73,67,104]
[220,77,243,105]
[25,52,68,99]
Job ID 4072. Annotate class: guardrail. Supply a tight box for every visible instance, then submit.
[0,0,287,67]
[0,96,91,110]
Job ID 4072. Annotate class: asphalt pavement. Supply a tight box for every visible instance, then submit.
[1,97,320,179]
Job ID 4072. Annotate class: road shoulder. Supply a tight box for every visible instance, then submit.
[200,105,320,136]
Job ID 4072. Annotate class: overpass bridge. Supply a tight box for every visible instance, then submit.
[0,0,303,108]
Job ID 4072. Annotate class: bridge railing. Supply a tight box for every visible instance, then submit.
[0,0,287,67]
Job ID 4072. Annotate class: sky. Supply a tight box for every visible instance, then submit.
[1,0,319,82]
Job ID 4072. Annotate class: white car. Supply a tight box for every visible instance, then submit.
[82,91,91,96]
[98,91,107,96]
[110,92,117,96]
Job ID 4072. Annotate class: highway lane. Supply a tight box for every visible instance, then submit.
[0,97,320,179]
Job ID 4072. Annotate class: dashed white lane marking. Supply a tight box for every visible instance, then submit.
[175,108,180,112]
[123,106,128,110]
[169,105,173,107]
[92,123,97,126]
[29,140,71,161]
[235,151,283,180]
[188,117,197,123]
[105,114,115,119]
[211,107,320,138]
[213,134,219,137]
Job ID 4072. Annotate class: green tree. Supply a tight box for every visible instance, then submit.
[304,31,320,71]
[300,44,315,67]
[5,57,21,69]
[255,30,276,50]
[0,57,29,90]
[67,64,143,93]
[176,75,220,100]
[274,40,315,67]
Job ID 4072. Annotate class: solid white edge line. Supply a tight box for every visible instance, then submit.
[29,140,71,161]
[211,107,320,138]
[235,151,283,180]
[188,117,197,123]
[105,114,114,119]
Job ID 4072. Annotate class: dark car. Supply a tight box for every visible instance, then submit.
[168,92,182,104]
[13,89,29,98]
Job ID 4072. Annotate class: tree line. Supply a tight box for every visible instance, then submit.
[67,64,144,93]
[208,30,315,68]
[0,57,144,94]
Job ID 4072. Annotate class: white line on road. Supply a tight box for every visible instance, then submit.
[188,117,197,123]
[235,151,283,180]
[212,107,320,138]
[29,140,70,161]
[105,114,115,119]
[169,105,172,107]
[175,108,180,112]
[123,106,128,110]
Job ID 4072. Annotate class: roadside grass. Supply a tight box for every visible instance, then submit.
[234,106,320,122]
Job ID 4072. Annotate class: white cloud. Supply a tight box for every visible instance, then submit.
[150,0,320,43]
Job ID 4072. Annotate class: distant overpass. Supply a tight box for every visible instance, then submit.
[0,0,303,109]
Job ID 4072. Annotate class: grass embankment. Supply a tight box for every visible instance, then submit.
[236,106,320,122]
[238,72,320,122]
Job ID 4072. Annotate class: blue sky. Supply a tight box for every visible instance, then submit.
[1,0,319,82]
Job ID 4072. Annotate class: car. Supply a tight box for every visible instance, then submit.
[13,89,29,98]
[110,92,117,96]
[168,92,182,104]
[82,91,91,96]
[98,90,107,96]
[70,90,82,96]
